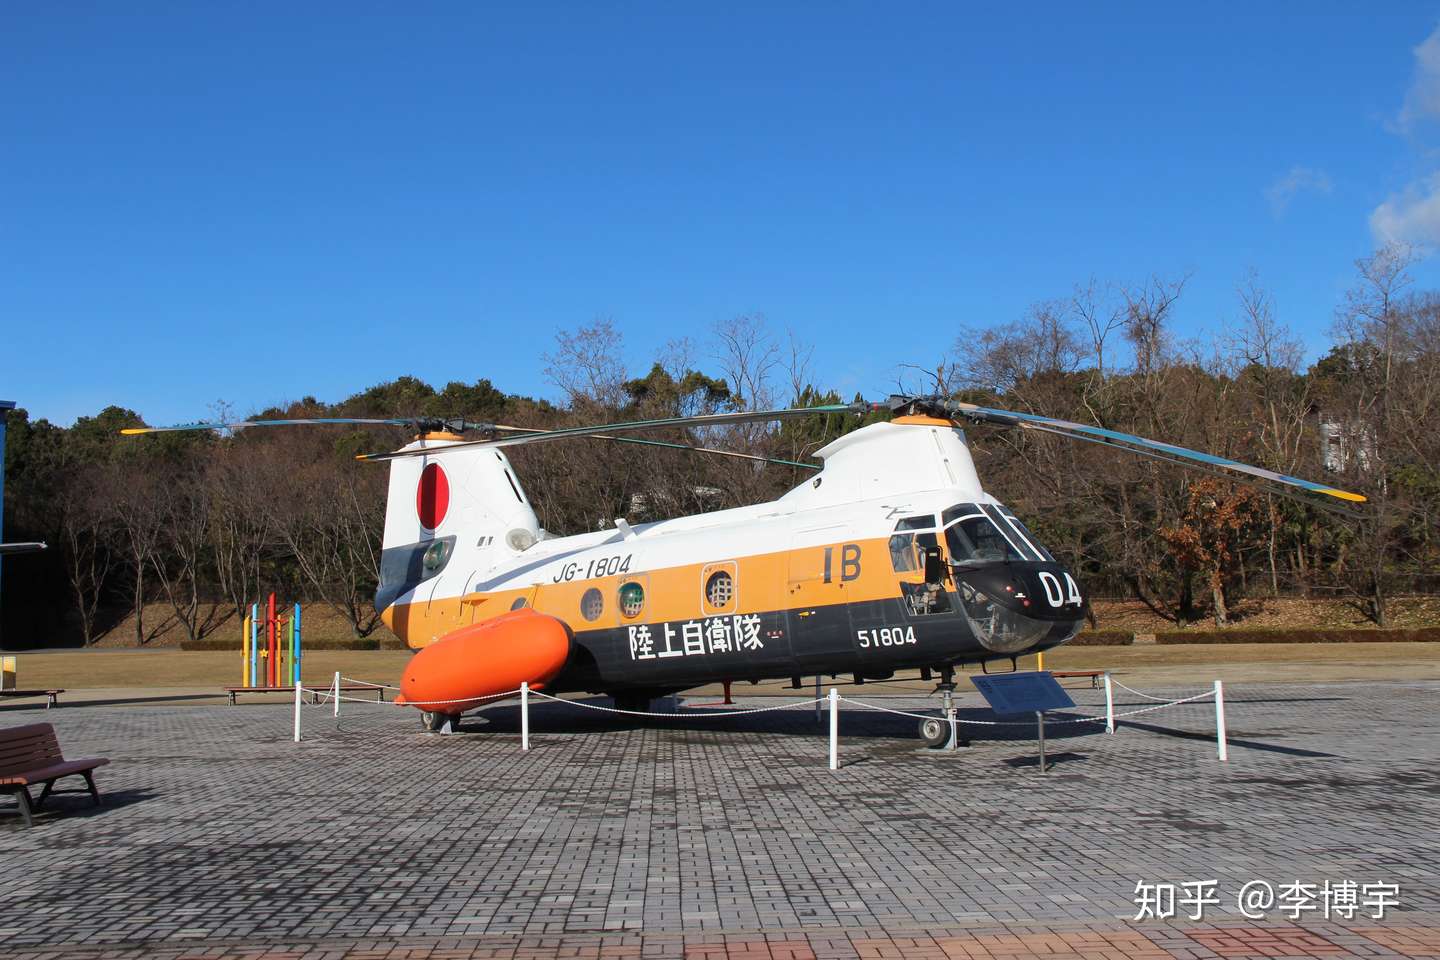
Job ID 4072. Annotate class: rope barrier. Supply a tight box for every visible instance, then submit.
[1105,688,1218,719]
[1109,677,1201,702]
[293,678,1227,768]
[839,687,1218,727]
[303,685,1214,721]
[838,697,1003,725]
[529,690,824,718]
[338,676,401,690]
[305,687,523,707]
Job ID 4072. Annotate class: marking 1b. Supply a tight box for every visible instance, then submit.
[822,544,862,583]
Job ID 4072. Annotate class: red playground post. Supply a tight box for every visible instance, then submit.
[266,592,278,687]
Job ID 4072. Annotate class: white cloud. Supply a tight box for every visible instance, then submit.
[1265,166,1333,216]
[1397,25,1440,133]
[1369,25,1440,250]
[1370,173,1440,245]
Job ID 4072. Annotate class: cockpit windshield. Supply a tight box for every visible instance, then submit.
[941,503,1053,563]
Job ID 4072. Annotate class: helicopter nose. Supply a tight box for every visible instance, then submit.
[397,607,571,712]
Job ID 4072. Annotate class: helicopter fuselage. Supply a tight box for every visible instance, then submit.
[379,417,1086,698]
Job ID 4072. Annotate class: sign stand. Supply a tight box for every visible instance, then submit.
[1035,711,1046,773]
[971,672,1075,774]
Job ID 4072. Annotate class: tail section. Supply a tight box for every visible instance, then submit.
[375,434,540,614]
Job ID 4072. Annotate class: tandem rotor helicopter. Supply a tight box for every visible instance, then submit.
[125,395,1365,743]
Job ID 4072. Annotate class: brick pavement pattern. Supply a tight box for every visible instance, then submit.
[1,679,1437,959]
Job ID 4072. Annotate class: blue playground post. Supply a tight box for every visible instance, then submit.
[249,603,259,687]
[291,603,301,685]
[0,400,13,628]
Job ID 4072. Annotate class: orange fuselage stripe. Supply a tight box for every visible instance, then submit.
[383,535,926,648]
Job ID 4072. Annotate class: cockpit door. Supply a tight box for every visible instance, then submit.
[887,516,951,617]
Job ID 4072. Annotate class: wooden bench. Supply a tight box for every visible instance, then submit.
[224,684,388,706]
[0,689,64,708]
[1051,670,1105,688]
[0,722,109,827]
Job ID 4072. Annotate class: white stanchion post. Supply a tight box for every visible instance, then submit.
[1103,673,1115,734]
[332,671,341,718]
[1214,680,1228,762]
[521,682,530,752]
[828,687,838,771]
[293,679,302,743]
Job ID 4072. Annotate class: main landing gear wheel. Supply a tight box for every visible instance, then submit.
[422,711,461,733]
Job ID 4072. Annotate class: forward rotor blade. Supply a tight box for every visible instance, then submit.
[356,403,872,462]
[0,541,48,556]
[943,400,1367,505]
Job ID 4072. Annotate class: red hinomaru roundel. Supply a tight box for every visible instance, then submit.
[416,463,450,529]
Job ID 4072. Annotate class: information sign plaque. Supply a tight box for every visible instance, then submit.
[971,671,1075,716]
[971,671,1076,773]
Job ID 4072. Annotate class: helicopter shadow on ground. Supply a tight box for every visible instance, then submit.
[461,696,1116,746]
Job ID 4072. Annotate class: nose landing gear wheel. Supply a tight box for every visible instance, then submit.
[920,717,949,748]
[919,717,968,749]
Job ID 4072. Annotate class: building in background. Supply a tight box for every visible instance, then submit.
[0,400,48,649]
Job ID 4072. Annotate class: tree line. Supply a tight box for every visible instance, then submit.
[2,246,1437,646]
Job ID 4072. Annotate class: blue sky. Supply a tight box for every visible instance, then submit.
[5,4,1440,426]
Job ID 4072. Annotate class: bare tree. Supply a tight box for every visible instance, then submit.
[208,445,278,618]
[266,437,387,637]
[105,463,168,644]
[953,301,1082,399]
[1328,244,1419,624]
[714,314,779,411]
[543,318,628,409]
[149,465,224,643]
[55,467,115,645]
[783,329,815,406]
[1228,272,1312,595]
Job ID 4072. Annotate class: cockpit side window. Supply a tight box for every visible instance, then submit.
[888,516,939,574]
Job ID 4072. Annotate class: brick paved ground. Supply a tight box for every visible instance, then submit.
[1,679,1436,959]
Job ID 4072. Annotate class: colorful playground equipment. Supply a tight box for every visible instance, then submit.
[239,593,303,688]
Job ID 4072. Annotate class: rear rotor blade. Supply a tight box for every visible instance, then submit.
[458,424,823,470]
[356,402,873,462]
[121,416,523,436]
[121,417,420,435]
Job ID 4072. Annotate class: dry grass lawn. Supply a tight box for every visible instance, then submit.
[70,596,1440,649]
[6,650,412,689]
[6,643,1440,693]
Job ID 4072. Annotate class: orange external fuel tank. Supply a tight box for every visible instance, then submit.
[396,607,571,713]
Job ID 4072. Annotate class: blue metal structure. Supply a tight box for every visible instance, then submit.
[0,399,15,643]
